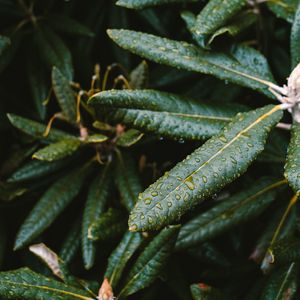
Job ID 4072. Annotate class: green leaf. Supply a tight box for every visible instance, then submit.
[267,0,298,23]
[192,0,247,47]
[52,67,77,122]
[47,14,94,37]
[290,2,300,68]
[176,178,285,250]
[207,11,257,45]
[117,129,144,147]
[32,139,81,162]
[181,10,196,32]
[85,134,108,143]
[7,158,74,183]
[116,0,197,9]
[107,29,275,97]
[34,25,73,80]
[105,231,143,289]
[284,123,300,193]
[115,152,143,211]
[190,283,227,300]
[82,164,112,269]
[118,225,180,298]
[89,89,242,141]
[129,60,149,89]
[7,114,74,143]
[14,165,91,250]
[87,208,127,242]
[128,105,283,232]
[0,268,93,300]
[260,263,298,300]
[60,220,81,265]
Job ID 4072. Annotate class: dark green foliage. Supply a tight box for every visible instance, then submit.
[128,105,282,231]
[1,1,300,299]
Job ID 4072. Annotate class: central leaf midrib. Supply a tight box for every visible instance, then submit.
[0,280,92,300]
[146,105,281,213]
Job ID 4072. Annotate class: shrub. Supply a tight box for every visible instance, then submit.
[0,0,300,299]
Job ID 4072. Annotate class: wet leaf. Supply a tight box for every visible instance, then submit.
[90,89,242,141]
[128,105,283,231]
[118,225,180,298]
[116,0,197,9]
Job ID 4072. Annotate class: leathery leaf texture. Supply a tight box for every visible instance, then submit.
[107,29,275,97]
[118,225,180,298]
[192,0,247,47]
[89,89,242,141]
[117,0,197,9]
[285,122,300,193]
[14,165,91,250]
[176,177,285,250]
[0,268,93,300]
[129,105,283,231]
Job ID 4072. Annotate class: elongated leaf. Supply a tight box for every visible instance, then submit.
[260,263,298,300]
[118,225,180,298]
[128,105,283,232]
[116,0,196,9]
[208,11,257,45]
[35,25,73,80]
[0,268,93,300]
[129,60,149,89]
[176,178,285,250]
[7,114,74,143]
[267,0,298,23]
[8,158,73,183]
[60,220,81,265]
[285,123,300,193]
[291,2,300,68]
[115,152,143,211]
[85,134,108,143]
[52,67,77,122]
[116,129,144,147]
[82,164,112,269]
[90,89,243,141]
[107,29,275,97]
[192,0,246,47]
[105,231,143,289]
[47,14,94,37]
[32,139,81,162]
[14,165,91,250]
[88,208,126,242]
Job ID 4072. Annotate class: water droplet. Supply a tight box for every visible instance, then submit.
[144,198,152,205]
[175,194,181,200]
[247,143,254,147]
[129,224,138,231]
[178,138,185,144]
[148,216,153,224]
[184,192,190,201]
[140,213,145,219]
[151,191,158,197]
[213,172,219,178]
[230,156,237,164]
[167,201,172,207]
[156,203,163,210]
[219,135,227,143]
[202,176,208,183]
[184,177,195,190]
